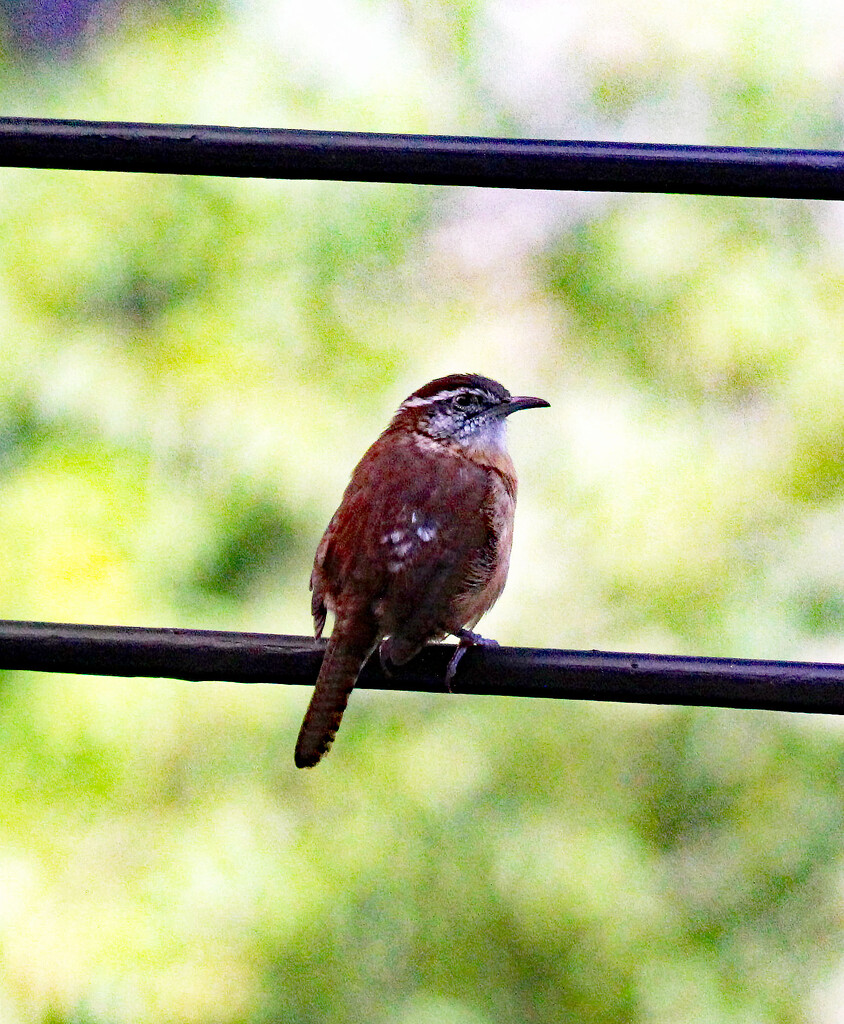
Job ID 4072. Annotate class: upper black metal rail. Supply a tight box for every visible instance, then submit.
[3,620,844,715]
[2,117,844,198]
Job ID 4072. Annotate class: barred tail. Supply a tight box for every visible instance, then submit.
[294,628,377,768]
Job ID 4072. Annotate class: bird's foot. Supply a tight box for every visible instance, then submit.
[444,629,498,692]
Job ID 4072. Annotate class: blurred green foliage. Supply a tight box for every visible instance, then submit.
[2,1,844,1023]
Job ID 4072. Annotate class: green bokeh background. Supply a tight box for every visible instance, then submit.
[3,1,844,1021]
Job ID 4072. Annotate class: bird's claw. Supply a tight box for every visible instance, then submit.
[444,629,498,691]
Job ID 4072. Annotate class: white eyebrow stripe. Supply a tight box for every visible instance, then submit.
[399,388,493,409]
[399,389,465,408]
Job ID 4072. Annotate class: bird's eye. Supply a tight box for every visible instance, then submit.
[453,393,478,410]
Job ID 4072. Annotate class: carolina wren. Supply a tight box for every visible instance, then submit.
[295,373,549,768]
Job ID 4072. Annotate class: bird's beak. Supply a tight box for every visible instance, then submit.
[504,395,550,415]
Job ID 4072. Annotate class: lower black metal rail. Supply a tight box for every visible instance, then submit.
[2,620,844,714]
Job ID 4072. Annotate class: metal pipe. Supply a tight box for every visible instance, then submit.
[1,118,843,198]
[2,620,844,714]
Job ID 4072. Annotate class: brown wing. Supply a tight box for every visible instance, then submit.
[312,429,495,663]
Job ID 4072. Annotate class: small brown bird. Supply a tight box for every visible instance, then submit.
[295,373,549,768]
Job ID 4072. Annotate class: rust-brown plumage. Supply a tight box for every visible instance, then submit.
[295,373,548,768]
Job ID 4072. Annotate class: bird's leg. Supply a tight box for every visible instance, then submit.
[378,638,396,678]
[444,628,499,691]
